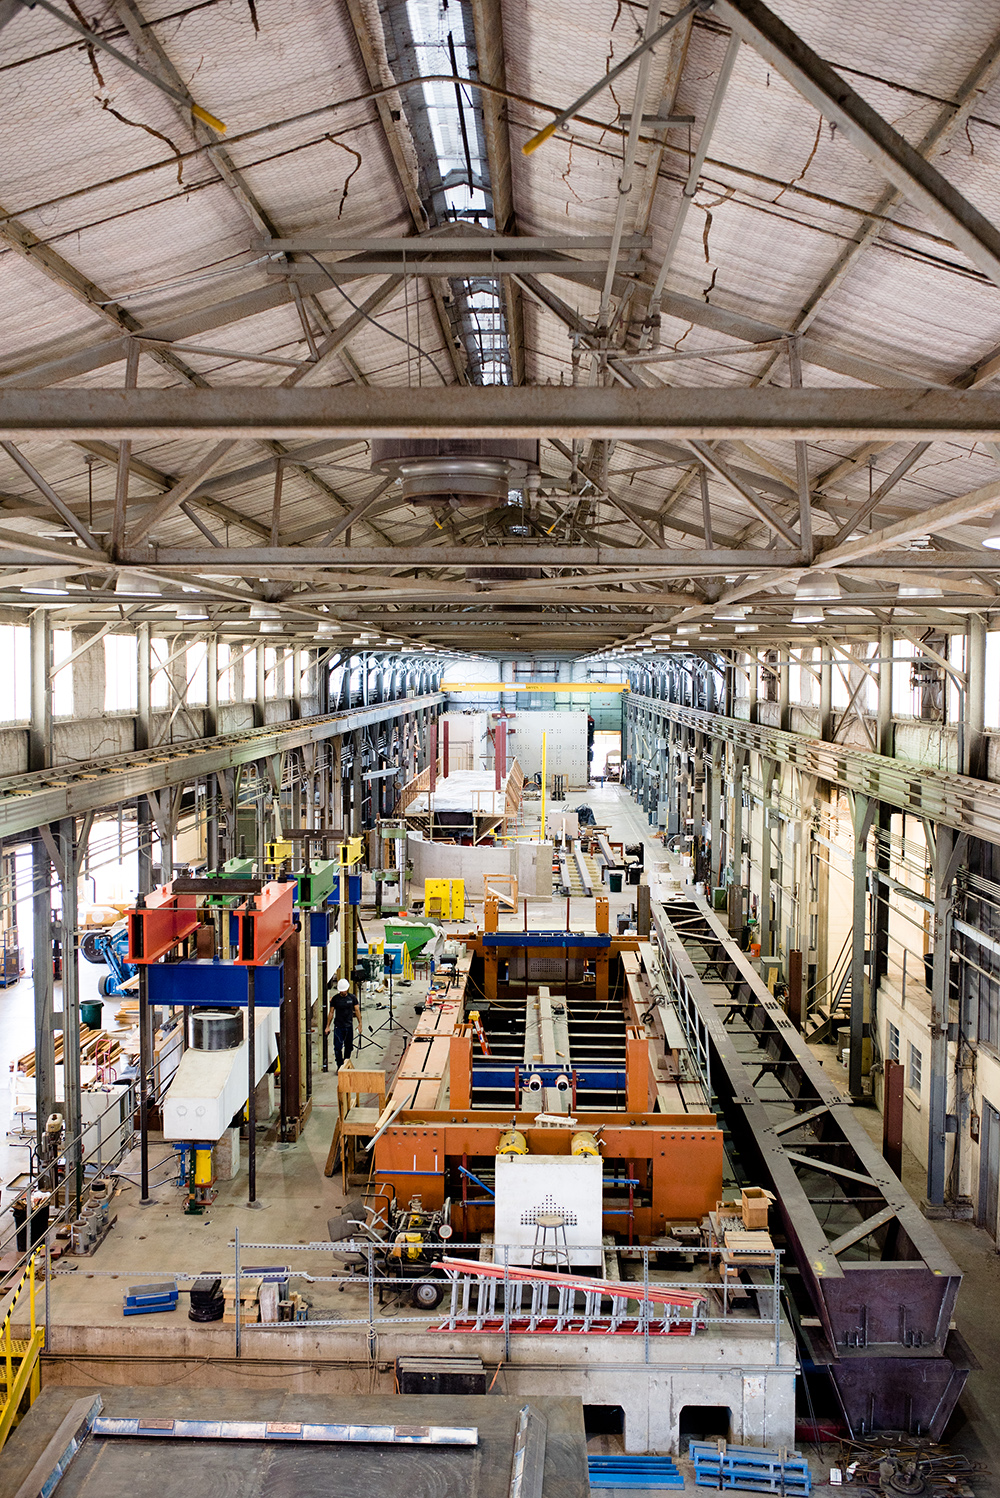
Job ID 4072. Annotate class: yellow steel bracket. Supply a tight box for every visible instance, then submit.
[339,836,365,867]
[265,839,294,865]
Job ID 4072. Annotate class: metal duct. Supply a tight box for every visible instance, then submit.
[371,439,539,508]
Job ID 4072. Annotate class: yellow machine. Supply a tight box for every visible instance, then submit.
[497,1128,528,1156]
[571,1130,600,1157]
[185,1145,216,1215]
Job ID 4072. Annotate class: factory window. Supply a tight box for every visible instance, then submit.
[52,629,73,717]
[986,631,1000,729]
[104,634,137,713]
[185,643,207,705]
[0,625,30,722]
[887,1021,900,1064]
[892,637,914,717]
[244,646,258,702]
[908,1042,922,1097]
[678,1405,731,1443]
[264,647,282,698]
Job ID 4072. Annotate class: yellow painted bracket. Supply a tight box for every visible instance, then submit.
[192,103,226,133]
[265,840,294,864]
[446,682,624,692]
[339,836,365,867]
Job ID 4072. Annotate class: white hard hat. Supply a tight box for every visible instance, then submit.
[337,978,350,992]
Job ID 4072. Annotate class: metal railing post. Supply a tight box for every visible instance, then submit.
[234,1227,241,1359]
[503,1243,510,1361]
[44,1242,50,1353]
[774,1252,780,1366]
[643,1247,650,1365]
[367,1247,376,1359]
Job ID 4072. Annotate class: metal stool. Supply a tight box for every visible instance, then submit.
[531,1211,571,1270]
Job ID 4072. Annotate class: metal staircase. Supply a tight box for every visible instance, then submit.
[0,1251,44,1450]
[804,932,854,1042]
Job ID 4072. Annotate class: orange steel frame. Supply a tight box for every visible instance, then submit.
[374,1111,723,1239]
[372,913,725,1239]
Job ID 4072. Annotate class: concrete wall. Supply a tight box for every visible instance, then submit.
[497,711,589,786]
[36,1321,796,1454]
[407,834,553,900]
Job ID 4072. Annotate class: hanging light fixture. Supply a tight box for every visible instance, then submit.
[714,603,748,621]
[249,603,283,633]
[795,573,840,603]
[115,571,160,596]
[792,604,825,624]
[898,578,944,599]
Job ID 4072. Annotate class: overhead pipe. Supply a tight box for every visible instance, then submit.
[597,0,664,330]
[641,32,742,348]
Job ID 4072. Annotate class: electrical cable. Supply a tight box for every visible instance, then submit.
[302,253,448,385]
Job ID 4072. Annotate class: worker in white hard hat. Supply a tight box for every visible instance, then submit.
[325,975,363,1068]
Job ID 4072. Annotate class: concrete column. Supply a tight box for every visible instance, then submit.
[29,609,51,772]
[759,759,775,958]
[966,615,986,778]
[728,748,746,934]
[254,644,266,729]
[205,634,218,739]
[136,623,150,751]
[748,652,758,726]
[778,652,790,733]
[352,730,363,834]
[59,816,82,1211]
[877,628,894,757]
[849,794,875,1101]
[819,649,833,742]
[928,827,961,1205]
[710,741,724,889]
[292,647,303,718]
[32,833,55,1148]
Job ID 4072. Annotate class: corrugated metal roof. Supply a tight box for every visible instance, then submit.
[1,0,1000,655]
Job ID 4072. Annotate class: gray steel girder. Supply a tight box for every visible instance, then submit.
[0,694,442,840]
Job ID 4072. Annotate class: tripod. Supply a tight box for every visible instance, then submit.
[360,953,411,1050]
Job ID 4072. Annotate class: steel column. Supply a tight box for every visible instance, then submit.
[849,794,875,1100]
[59,817,82,1215]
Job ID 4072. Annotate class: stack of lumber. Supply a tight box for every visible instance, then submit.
[221,1276,261,1324]
[16,1026,121,1077]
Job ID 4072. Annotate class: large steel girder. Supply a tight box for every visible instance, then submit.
[627,694,1000,848]
[0,693,444,840]
[652,896,965,1438]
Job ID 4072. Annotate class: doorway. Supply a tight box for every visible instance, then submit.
[978,1099,1000,1238]
[678,1405,731,1445]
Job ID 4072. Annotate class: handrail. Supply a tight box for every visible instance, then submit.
[805,927,853,1019]
[0,1249,43,1450]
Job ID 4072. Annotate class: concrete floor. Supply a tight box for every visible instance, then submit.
[1,785,998,1492]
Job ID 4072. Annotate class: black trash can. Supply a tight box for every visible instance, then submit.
[627,864,642,886]
[608,872,623,893]
[13,1192,50,1252]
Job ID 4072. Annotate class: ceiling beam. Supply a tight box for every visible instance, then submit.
[11,386,1000,440]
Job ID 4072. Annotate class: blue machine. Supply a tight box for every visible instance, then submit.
[80,921,136,998]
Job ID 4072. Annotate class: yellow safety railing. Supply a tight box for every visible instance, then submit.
[0,1250,44,1450]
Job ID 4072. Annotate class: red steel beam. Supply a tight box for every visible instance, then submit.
[233,880,297,965]
[127,883,200,964]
